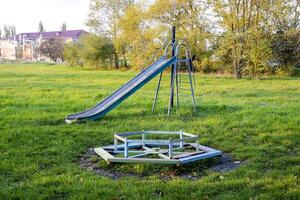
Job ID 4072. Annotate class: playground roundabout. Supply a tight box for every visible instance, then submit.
[78,148,244,180]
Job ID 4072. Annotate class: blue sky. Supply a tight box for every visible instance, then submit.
[0,0,90,33]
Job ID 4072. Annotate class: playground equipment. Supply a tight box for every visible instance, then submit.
[94,130,222,165]
[65,27,196,123]
[67,27,222,164]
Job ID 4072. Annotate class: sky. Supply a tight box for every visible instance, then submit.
[0,0,90,33]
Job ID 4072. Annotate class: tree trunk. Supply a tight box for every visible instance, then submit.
[123,53,128,69]
[114,53,119,69]
[234,60,239,78]
[253,64,256,78]
[234,57,242,79]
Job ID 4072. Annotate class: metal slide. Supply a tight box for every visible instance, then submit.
[65,55,176,123]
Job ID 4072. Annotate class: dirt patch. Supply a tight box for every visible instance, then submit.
[78,148,135,180]
[209,154,243,172]
[78,148,244,180]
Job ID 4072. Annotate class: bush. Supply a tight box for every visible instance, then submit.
[271,30,300,74]
[198,57,224,74]
[64,34,115,69]
[64,42,82,66]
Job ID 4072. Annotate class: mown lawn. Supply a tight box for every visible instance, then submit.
[0,63,300,199]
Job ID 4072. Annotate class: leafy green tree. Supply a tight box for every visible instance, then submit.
[64,34,115,69]
[118,4,159,69]
[212,0,293,78]
[82,0,299,76]
[64,42,82,66]
[115,0,209,70]
[271,30,300,71]
[148,0,208,68]
[213,0,254,78]
[87,0,133,69]
[248,37,272,77]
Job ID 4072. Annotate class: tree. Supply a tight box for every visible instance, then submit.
[4,25,10,39]
[248,37,272,77]
[271,30,300,70]
[212,0,293,78]
[11,25,16,37]
[290,0,300,29]
[213,0,254,78]
[38,38,64,61]
[148,0,209,67]
[115,0,209,70]
[86,0,133,69]
[81,34,115,69]
[38,21,45,32]
[64,34,115,69]
[64,42,82,66]
[118,4,157,69]
[79,0,299,76]
[3,24,16,39]
[61,22,67,31]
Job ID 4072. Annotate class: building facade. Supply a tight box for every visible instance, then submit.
[0,30,87,61]
[0,40,16,60]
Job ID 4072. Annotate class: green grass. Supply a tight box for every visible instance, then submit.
[1,63,300,199]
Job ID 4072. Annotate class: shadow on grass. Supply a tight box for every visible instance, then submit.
[192,104,241,117]
[79,149,243,180]
[102,104,242,121]
[34,119,66,126]
[32,103,242,128]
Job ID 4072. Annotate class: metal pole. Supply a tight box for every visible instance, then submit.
[114,133,118,151]
[180,130,183,148]
[142,130,146,147]
[168,139,173,159]
[124,138,128,158]
[188,61,196,111]
[152,72,163,112]
[168,65,176,115]
[196,140,200,151]
[175,65,179,107]
[170,26,176,109]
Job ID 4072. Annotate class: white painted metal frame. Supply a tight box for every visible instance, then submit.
[94,131,222,165]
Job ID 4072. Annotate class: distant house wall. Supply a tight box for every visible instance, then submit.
[23,43,33,60]
[0,40,16,60]
[0,30,87,61]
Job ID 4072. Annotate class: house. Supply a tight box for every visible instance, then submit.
[15,30,87,43]
[0,30,87,61]
[0,40,16,60]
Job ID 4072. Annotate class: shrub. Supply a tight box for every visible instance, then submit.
[271,30,300,75]
[64,42,82,66]
[64,34,115,69]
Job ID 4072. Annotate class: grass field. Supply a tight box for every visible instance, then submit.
[1,63,300,199]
